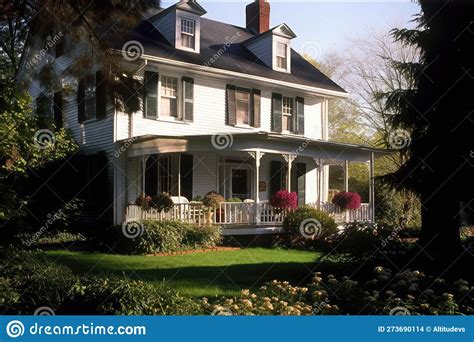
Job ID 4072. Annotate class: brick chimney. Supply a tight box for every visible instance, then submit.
[246,0,270,34]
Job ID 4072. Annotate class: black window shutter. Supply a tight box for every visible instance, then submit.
[226,84,236,125]
[291,162,306,205]
[251,89,261,128]
[96,70,107,120]
[144,71,158,118]
[271,93,282,132]
[77,78,85,123]
[182,77,194,121]
[53,91,63,128]
[295,97,305,135]
[180,154,193,201]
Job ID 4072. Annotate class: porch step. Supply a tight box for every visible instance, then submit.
[222,226,284,236]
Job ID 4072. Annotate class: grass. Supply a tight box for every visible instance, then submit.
[46,248,320,298]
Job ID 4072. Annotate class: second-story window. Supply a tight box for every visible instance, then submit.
[160,76,178,117]
[236,88,250,125]
[84,74,96,121]
[282,96,293,132]
[181,18,196,49]
[276,42,288,70]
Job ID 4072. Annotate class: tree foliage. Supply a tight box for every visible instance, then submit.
[380,0,474,257]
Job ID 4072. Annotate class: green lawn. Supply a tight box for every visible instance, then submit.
[46,248,320,298]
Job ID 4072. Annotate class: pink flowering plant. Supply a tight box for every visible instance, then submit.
[332,191,362,210]
[270,190,298,210]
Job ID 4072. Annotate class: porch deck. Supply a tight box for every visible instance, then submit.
[125,202,371,234]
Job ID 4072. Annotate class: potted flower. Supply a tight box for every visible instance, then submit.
[151,192,174,212]
[270,190,298,213]
[202,191,224,225]
[135,193,152,211]
[332,191,362,211]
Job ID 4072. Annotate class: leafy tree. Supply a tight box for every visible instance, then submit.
[0,85,78,240]
[381,0,474,258]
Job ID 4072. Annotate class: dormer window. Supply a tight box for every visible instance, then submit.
[180,18,196,49]
[276,42,287,70]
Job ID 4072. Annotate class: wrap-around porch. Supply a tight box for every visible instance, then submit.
[121,133,386,232]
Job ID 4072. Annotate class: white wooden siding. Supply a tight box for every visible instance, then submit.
[117,68,325,141]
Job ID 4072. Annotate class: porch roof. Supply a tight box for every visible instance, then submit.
[123,132,392,163]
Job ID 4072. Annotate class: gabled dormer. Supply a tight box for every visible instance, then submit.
[244,23,296,74]
[243,1,296,73]
[152,1,207,54]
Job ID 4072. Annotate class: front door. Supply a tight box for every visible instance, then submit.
[231,169,250,200]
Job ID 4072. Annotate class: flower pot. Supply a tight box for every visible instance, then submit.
[204,211,214,226]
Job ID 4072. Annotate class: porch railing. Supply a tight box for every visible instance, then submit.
[125,202,371,226]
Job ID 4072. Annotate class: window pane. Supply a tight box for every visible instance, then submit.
[283,115,292,132]
[236,90,250,125]
[181,18,195,35]
[276,43,287,69]
[160,76,178,117]
[181,34,195,49]
[277,42,287,57]
[181,18,195,49]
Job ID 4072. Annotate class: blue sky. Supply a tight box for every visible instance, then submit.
[161,0,420,59]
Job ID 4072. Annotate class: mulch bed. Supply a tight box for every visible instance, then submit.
[146,246,241,257]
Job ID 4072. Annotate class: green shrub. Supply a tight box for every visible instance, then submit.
[282,206,338,248]
[0,248,78,313]
[112,220,222,255]
[183,225,222,249]
[69,276,202,315]
[0,277,20,311]
[226,198,242,203]
[325,221,403,260]
[375,186,421,229]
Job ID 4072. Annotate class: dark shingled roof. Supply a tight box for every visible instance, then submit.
[112,11,346,94]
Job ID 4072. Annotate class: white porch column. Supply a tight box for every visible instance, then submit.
[369,152,375,221]
[284,154,296,191]
[316,158,322,209]
[249,151,264,224]
[141,155,149,195]
[177,154,181,198]
[344,160,349,192]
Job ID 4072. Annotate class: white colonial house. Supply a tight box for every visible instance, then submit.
[22,0,388,234]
